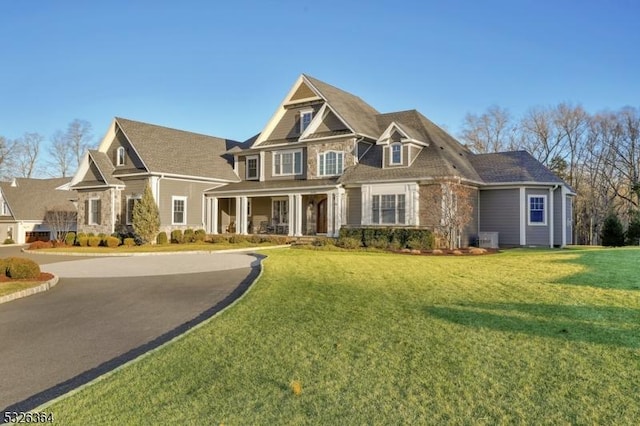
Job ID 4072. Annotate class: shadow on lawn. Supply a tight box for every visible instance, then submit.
[426,302,640,349]
[552,248,640,291]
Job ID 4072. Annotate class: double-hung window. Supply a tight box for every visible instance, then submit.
[372,194,405,225]
[528,195,546,225]
[126,195,142,225]
[273,150,302,176]
[300,110,313,133]
[390,143,402,165]
[246,156,259,180]
[172,196,187,225]
[318,151,344,176]
[88,198,101,225]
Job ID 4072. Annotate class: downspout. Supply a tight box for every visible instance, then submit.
[549,184,559,248]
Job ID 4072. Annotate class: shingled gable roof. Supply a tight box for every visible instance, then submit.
[115,117,240,182]
[469,151,567,185]
[304,75,381,139]
[341,110,482,184]
[0,177,75,221]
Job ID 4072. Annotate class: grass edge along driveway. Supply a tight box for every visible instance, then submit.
[44,247,640,424]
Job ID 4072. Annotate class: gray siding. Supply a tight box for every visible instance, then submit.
[346,188,361,226]
[268,104,323,141]
[479,189,520,246]
[463,188,479,246]
[119,178,149,225]
[107,128,146,171]
[525,188,549,246]
[383,144,410,168]
[264,148,308,181]
[158,179,212,230]
[314,110,349,133]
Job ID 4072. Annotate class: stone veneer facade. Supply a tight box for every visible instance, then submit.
[306,138,357,179]
[76,188,121,235]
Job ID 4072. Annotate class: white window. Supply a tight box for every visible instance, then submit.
[528,195,546,225]
[318,151,344,176]
[372,194,405,225]
[88,198,100,225]
[172,196,187,225]
[391,143,402,165]
[272,199,288,224]
[126,195,142,225]
[246,156,259,180]
[273,150,303,176]
[300,109,313,133]
[0,200,10,216]
[116,147,126,166]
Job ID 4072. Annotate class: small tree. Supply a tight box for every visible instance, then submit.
[422,182,475,249]
[44,204,78,243]
[601,212,625,247]
[626,210,640,245]
[132,184,160,244]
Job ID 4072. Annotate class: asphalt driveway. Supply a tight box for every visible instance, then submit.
[0,246,262,413]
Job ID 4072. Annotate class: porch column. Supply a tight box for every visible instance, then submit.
[211,197,219,234]
[326,191,335,237]
[336,188,345,236]
[295,194,303,236]
[240,196,248,234]
[288,194,295,236]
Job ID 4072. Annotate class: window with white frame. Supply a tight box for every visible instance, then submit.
[88,198,101,225]
[116,147,126,166]
[318,151,344,176]
[246,156,259,180]
[528,195,546,225]
[0,200,10,216]
[391,143,402,165]
[126,195,142,225]
[273,150,302,176]
[300,109,313,133]
[172,196,187,225]
[372,194,406,225]
[272,199,288,224]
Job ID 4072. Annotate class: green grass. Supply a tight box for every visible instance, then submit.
[36,241,286,254]
[46,247,640,424]
[0,280,45,297]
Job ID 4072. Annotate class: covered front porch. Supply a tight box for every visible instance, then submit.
[204,187,346,237]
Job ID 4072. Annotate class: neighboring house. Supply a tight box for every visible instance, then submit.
[70,117,239,235]
[204,74,574,247]
[0,177,77,244]
[73,75,574,247]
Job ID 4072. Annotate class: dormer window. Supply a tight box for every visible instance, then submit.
[116,147,126,166]
[300,109,313,133]
[391,143,402,165]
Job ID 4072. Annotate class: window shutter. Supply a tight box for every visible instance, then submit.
[84,200,89,225]
[97,199,102,225]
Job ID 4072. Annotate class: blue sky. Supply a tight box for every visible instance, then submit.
[1,0,638,156]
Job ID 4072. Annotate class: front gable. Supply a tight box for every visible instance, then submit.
[106,126,147,172]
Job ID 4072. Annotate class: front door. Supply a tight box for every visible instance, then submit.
[317,198,327,234]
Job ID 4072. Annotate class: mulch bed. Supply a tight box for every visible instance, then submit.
[0,272,55,283]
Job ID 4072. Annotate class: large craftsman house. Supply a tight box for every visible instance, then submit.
[71,74,574,247]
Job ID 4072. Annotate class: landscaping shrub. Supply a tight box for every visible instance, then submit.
[75,233,87,246]
[65,232,76,246]
[194,229,206,242]
[123,237,136,247]
[336,236,361,249]
[3,238,15,245]
[171,229,184,244]
[28,241,53,250]
[156,231,168,245]
[77,235,89,247]
[183,228,195,243]
[5,257,40,279]
[105,236,120,248]
[209,234,230,244]
[601,212,625,247]
[248,234,263,244]
[312,237,336,247]
[88,236,102,247]
[229,234,247,244]
[87,232,95,237]
[339,227,434,250]
[0,258,8,276]
[97,233,107,244]
[626,211,640,245]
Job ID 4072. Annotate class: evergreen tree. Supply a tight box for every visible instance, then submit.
[626,210,640,245]
[600,212,625,247]
[132,184,160,244]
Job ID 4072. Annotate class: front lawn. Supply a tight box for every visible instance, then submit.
[31,240,287,254]
[0,280,47,297]
[46,247,640,424]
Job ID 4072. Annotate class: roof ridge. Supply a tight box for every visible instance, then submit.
[115,117,236,142]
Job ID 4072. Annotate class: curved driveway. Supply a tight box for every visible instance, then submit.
[0,247,262,413]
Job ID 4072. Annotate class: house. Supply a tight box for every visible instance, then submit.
[70,117,239,235]
[204,74,574,247]
[0,177,77,244]
[73,75,574,247]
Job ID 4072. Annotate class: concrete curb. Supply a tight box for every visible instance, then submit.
[21,245,290,257]
[0,274,60,305]
[35,254,267,412]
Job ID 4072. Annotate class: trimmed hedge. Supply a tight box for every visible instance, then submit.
[171,229,184,244]
[194,229,206,242]
[65,232,76,246]
[339,227,435,250]
[156,231,168,245]
[105,236,120,248]
[184,228,195,243]
[88,236,102,247]
[123,238,136,247]
[2,257,41,279]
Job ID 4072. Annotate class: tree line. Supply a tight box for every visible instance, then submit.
[0,119,94,179]
[458,104,640,245]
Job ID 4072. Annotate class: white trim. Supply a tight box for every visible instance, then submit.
[205,184,340,196]
[116,146,126,166]
[519,188,526,246]
[294,194,303,236]
[561,186,568,247]
[548,187,554,247]
[171,196,187,225]
[272,149,303,177]
[259,151,265,181]
[376,122,427,146]
[88,197,100,226]
[390,143,403,165]
[246,155,259,180]
[317,150,344,177]
[211,197,219,234]
[299,107,315,135]
[527,194,547,226]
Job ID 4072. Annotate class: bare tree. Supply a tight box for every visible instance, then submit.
[14,132,43,178]
[66,119,93,169]
[48,130,74,177]
[459,105,516,153]
[421,182,475,248]
[44,204,77,243]
[0,136,17,180]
